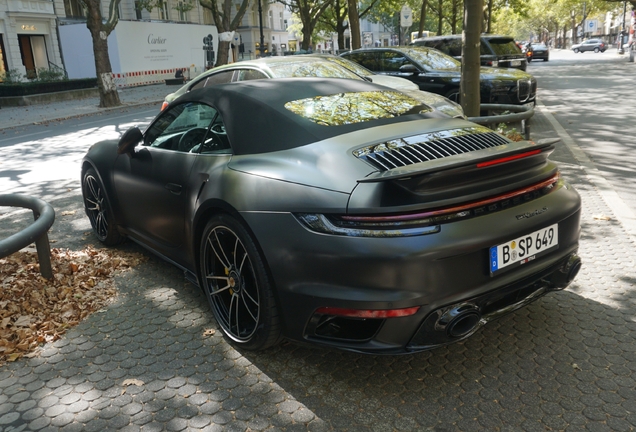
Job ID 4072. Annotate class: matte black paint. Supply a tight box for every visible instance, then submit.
[82,78,581,353]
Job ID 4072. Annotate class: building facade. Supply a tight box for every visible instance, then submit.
[0,0,65,81]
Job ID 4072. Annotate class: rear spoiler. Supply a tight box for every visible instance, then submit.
[357,138,560,183]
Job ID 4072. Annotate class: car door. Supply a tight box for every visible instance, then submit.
[112,102,218,254]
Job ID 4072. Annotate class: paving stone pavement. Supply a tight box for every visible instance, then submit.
[1,89,636,431]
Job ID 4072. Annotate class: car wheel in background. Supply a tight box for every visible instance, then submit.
[594,47,600,53]
[444,89,460,103]
[82,168,125,246]
[574,48,580,53]
[199,214,281,350]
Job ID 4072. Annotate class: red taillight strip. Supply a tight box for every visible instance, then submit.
[315,306,421,318]
[342,172,560,223]
[476,149,541,168]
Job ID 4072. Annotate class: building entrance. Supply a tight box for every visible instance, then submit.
[19,35,49,79]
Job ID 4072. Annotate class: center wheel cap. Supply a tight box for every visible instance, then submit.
[228,270,240,293]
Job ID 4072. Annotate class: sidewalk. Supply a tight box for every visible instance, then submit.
[0,84,169,130]
[1,87,636,430]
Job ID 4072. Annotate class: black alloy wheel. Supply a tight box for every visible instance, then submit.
[82,168,125,246]
[199,214,281,350]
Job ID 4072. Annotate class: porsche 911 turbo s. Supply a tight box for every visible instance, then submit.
[82,78,581,354]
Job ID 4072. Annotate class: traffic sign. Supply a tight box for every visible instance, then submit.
[585,19,598,33]
[401,5,412,27]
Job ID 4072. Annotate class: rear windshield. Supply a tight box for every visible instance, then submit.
[487,38,523,55]
[269,60,362,80]
[402,47,460,70]
[284,90,433,126]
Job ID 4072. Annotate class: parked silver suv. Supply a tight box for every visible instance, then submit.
[571,39,606,53]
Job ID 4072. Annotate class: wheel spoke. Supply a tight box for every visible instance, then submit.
[238,251,248,274]
[241,294,258,323]
[228,293,237,335]
[233,237,240,268]
[210,229,231,269]
[87,178,100,201]
[242,286,258,308]
[234,293,240,336]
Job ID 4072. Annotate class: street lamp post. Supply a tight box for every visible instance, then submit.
[619,1,627,54]
[257,0,265,58]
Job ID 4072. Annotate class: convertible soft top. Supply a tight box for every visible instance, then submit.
[174,78,444,155]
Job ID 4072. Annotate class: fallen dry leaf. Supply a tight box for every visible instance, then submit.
[0,247,146,363]
[593,214,611,221]
[122,378,145,386]
[203,328,216,336]
[60,211,76,216]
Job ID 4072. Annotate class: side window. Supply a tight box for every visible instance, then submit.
[378,51,409,72]
[446,39,462,57]
[346,52,378,72]
[189,70,235,91]
[236,69,268,81]
[144,102,218,153]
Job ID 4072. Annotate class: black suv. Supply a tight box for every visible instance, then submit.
[411,34,528,71]
[340,46,536,105]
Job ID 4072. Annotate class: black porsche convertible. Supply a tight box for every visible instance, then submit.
[82,78,581,354]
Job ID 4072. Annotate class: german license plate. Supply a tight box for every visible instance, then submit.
[489,224,558,274]
[511,60,521,66]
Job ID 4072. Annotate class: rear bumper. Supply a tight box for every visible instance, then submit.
[242,181,581,354]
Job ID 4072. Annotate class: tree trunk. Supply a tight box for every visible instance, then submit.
[348,0,361,49]
[418,0,428,38]
[86,6,120,108]
[301,25,314,50]
[486,0,492,33]
[461,0,482,117]
[451,0,458,34]
[216,40,231,66]
[437,0,443,35]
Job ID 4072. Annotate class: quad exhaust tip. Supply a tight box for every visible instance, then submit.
[435,304,482,339]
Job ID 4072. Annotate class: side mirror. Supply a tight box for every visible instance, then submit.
[399,64,419,73]
[117,127,143,155]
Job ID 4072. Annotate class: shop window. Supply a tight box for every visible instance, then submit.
[202,8,213,25]
[159,2,169,20]
[177,0,189,21]
[0,37,7,82]
[135,1,143,19]
[64,0,85,18]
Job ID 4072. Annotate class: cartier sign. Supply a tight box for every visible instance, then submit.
[21,25,37,31]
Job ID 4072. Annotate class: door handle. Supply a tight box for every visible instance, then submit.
[165,183,182,194]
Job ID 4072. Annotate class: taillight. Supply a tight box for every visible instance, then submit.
[295,173,560,236]
[476,149,541,168]
[315,306,421,318]
[160,101,169,111]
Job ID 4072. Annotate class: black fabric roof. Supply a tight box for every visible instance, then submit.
[174,78,442,155]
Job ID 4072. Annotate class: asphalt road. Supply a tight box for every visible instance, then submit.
[528,47,636,235]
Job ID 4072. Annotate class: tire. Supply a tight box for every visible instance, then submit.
[573,48,579,53]
[527,57,532,62]
[594,47,600,53]
[82,168,125,246]
[199,214,281,350]
[544,57,549,62]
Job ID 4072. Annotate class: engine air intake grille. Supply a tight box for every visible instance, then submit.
[354,127,511,171]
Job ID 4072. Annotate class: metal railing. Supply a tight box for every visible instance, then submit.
[48,61,68,79]
[0,194,56,279]
[467,103,535,140]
